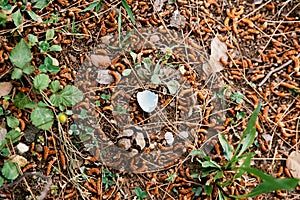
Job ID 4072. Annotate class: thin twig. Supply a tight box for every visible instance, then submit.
[258,53,300,87]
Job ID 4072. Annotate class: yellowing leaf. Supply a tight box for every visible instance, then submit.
[287,151,300,180]
[203,36,228,76]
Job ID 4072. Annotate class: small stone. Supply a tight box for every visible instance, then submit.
[91,54,111,68]
[178,131,189,139]
[16,143,29,154]
[136,132,146,150]
[35,144,43,153]
[96,70,121,84]
[165,132,174,145]
[118,138,131,150]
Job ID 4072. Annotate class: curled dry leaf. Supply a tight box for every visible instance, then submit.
[203,36,228,76]
[0,119,6,145]
[0,82,13,97]
[286,151,300,180]
[10,155,28,167]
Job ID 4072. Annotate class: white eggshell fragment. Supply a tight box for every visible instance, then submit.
[165,132,174,145]
[137,90,158,113]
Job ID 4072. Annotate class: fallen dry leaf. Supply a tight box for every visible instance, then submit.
[286,151,300,179]
[202,36,228,76]
[0,82,13,97]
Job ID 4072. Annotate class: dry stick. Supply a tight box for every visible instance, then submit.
[258,53,300,87]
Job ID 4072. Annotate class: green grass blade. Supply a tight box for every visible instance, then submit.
[231,167,299,198]
[118,9,122,42]
[121,0,135,24]
[236,101,262,157]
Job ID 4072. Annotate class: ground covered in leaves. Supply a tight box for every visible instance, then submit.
[0,0,300,199]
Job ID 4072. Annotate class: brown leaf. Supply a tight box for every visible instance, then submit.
[203,36,228,76]
[0,82,13,97]
[287,151,300,179]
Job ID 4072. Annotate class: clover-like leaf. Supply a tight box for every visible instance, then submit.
[1,161,19,180]
[6,116,19,128]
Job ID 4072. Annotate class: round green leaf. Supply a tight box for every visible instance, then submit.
[1,161,19,180]
[6,116,19,128]
[30,107,54,130]
[33,74,50,91]
[11,68,23,80]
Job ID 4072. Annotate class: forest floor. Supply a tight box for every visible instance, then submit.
[0,0,300,199]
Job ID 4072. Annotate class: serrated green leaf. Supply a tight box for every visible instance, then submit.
[23,65,35,75]
[46,29,55,41]
[204,185,213,195]
[28,34,38,47]
[39,41,50,53]
[33,74,50,91]
[11,68,23,79]
[6,116,19,128]
[49,45,62,51]
[50,80,61,93]
[30,107,54,130]
[1,161,19,180]
[27,10,38,21]
[12,9,22,27]
[130,51,137,63]
[50,85,83,107]
[121,0,135,24]
[33,0,50,9]
[0,176,4,187]
[9,39,32,69]
[166,80,180,95]
[49,94,61,106]
[58,85,83,106]
[134,187,147,200]
[6,130,21,143]
[218,133,233,161]
[0,12,7,26]
[151,74,160,85]
[14,92,31,109]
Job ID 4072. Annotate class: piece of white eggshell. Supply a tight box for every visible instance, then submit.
[137,90,158,113]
